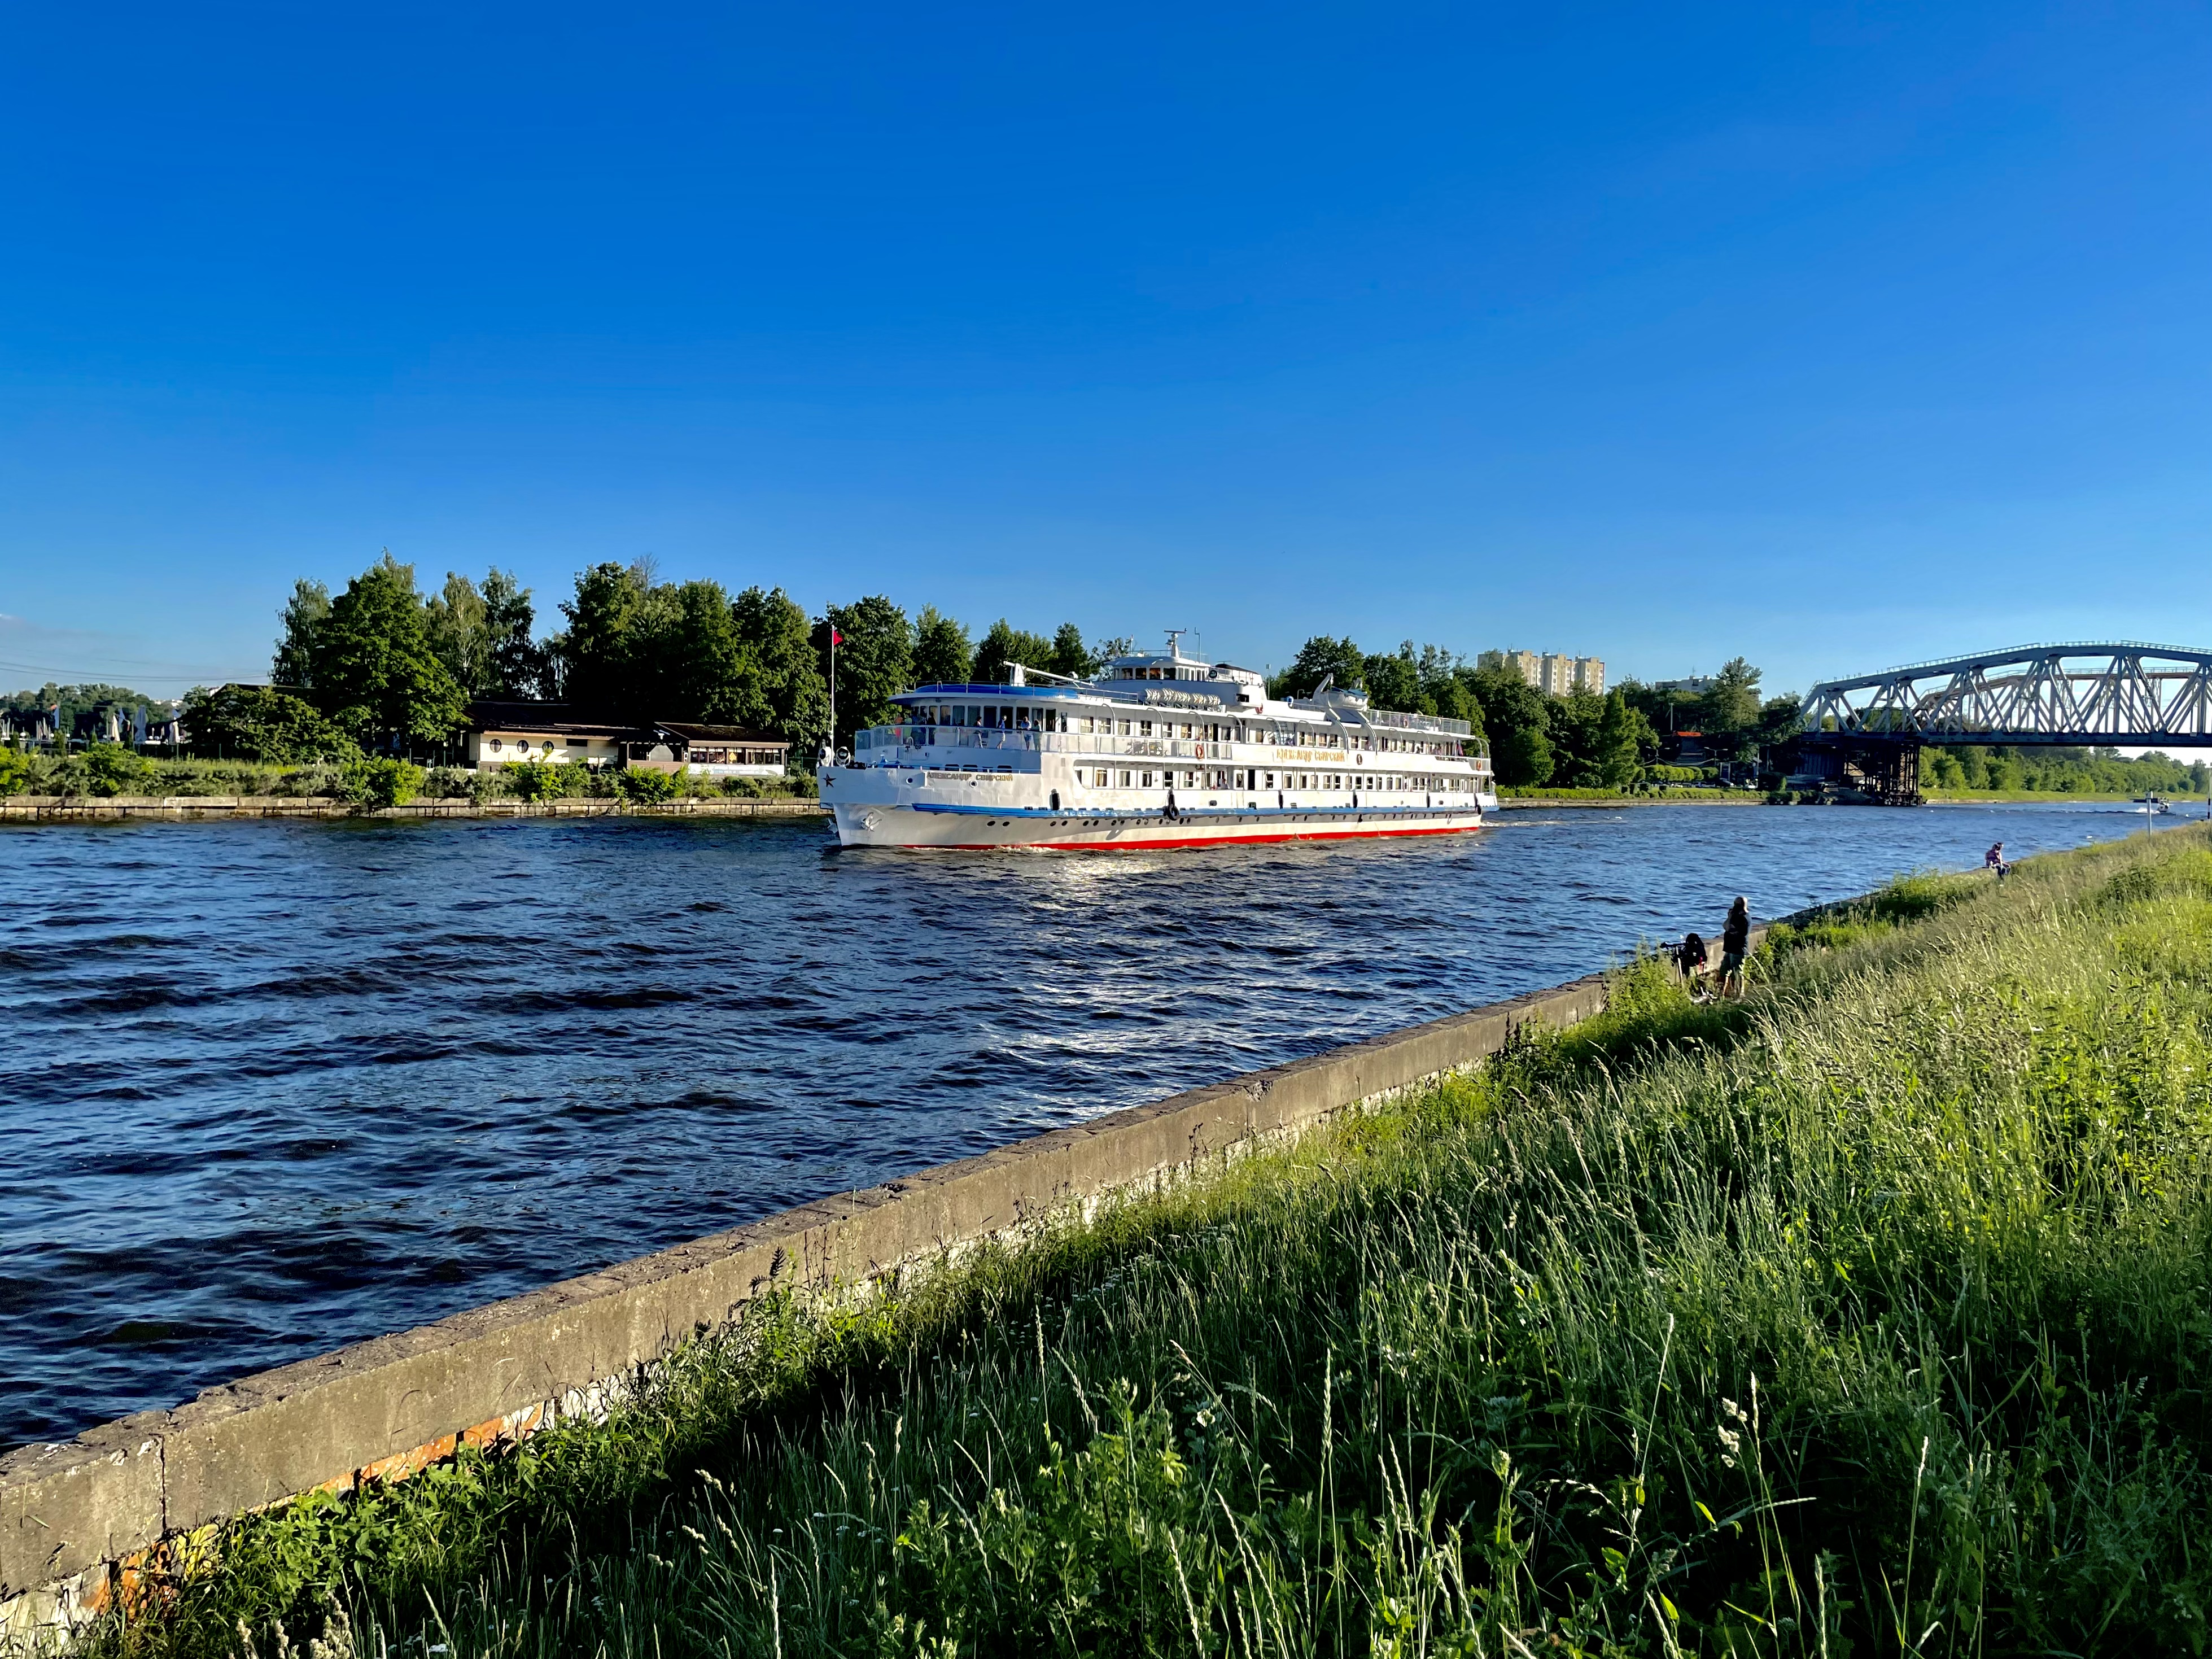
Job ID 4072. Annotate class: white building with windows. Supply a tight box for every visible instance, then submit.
[1480,649,1604,696]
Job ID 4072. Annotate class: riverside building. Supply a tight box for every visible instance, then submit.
[820,635,1497,850]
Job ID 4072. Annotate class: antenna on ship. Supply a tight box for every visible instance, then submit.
[1164,628,1187,658]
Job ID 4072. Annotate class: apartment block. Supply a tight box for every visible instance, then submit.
[1481,649,1603,696]
[1475,648,1539,685]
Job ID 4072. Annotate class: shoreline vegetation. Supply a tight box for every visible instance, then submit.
[1501,782,2194,807]
[12,555,2210,807]
[0,752,816,810]
[51,826,2212,1657]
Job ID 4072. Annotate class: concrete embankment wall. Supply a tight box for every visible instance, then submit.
[0,925,1759,1628]
[1497,794,1767,809]
[0,796,827,823]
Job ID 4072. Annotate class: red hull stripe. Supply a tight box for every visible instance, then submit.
[895,823,1485,852]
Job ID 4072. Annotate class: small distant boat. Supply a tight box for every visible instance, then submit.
[2135,794,2171,815]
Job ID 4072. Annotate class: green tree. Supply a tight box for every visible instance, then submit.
[1471,668,1553,786]
[912,606,974,686]
[1594,691,1642,789]
[732,586,829,758]
[272,579,330,689]
[557,561,653,712]
[481,569,545,698]
[3,682,155,746]
[183,684,359,762]
[423,573,491,696]
[819,596,913,748]
[635,579,746,721]
[972,619,1056,683]
[1543,691,1606,786]
[1701,657,1763,762]
[1048,623,1096,680]
[1362,644,1423,713]
[1448,668,1491,745]
[1495,723,1554,787]
[308,555,467,749]
[1277,636,1365,698]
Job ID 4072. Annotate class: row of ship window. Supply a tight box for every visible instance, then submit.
[898,705,1463,756]
[1078,769,1474,793]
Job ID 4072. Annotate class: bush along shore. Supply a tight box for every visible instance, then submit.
[0,749,818,811]
[50,828,2212,1658]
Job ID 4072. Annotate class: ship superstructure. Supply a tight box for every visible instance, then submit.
[819,635,1496,850]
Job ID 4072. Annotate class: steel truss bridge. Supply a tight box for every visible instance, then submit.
[1795,642,2212,804]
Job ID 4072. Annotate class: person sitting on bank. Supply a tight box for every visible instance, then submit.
[1718,897,1751,999]
[1675,931,1711,997]
[1986,841,2008,877]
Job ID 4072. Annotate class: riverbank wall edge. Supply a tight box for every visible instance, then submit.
[1,922,1760,1634]
[4,793,1759,822]
[0,796,826,822]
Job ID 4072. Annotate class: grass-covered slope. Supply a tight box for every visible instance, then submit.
[80,829,2212,1658]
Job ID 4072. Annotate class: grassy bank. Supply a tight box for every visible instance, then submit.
[1498,785,1760,803]
[1924,785,2204,806]
[62,829,2212,1657]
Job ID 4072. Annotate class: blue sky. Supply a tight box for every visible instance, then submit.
[3,1,2210,700]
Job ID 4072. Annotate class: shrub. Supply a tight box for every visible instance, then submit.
[418,766,475,800]
[0,748,33,796]
[338,757,423,809]
[502,761,558,802]
[617,768,680,804]
[502,761,608,802]
[272,763,344,799]
[77,743,152,797]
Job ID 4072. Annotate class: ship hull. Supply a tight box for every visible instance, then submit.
[829,800,1487,850]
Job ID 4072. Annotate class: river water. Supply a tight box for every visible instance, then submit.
[0,800,2170,1447]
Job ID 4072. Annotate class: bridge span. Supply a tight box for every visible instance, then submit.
[1795,642,2212,804]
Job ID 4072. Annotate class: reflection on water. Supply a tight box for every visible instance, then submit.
[0,801,2163,1445]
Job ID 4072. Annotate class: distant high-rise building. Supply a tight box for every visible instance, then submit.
[1477,648,1540,686]
[1480,649,1603,696]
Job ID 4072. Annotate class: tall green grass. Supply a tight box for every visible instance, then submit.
[62,830,2212,1658]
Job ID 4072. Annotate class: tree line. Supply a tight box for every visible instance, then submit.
[1271,638,1801,787]
[1922,744,2207,796]
[222,549,1813,786]
[5,552,1801,788]
[178,553,1139,765]
[32,551,2202,796]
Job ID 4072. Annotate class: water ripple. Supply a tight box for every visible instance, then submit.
[0,803,2153,1446]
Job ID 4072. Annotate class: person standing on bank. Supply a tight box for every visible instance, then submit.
[1719,896,1751,999]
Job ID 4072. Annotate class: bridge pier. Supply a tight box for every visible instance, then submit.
[1794,736,1921,806]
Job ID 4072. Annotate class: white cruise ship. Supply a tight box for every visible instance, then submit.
[820,635,1496,850]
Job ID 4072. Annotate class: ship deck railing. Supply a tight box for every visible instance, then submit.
[853,724,1488,763]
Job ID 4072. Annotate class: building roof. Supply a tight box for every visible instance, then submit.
[654,722,790,747]
[465,700,650,739]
